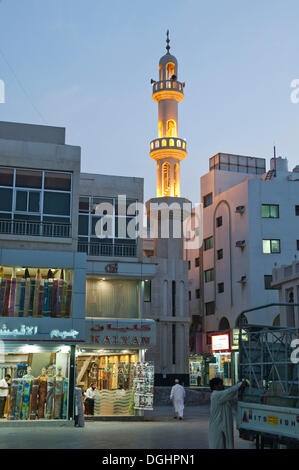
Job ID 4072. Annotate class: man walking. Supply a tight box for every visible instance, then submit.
[0,374,10,419]
[170,379,185,420]
[208,378,247,449]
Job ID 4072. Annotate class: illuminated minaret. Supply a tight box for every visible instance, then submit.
[150,31,187,198]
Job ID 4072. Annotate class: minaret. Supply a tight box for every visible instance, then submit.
[150,31,187,198]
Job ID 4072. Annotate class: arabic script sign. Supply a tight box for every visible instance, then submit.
[86,319,155,348]
[0,324,38,337]
[50,329,79,339]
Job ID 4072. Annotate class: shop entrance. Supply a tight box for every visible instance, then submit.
[76,349,154,416]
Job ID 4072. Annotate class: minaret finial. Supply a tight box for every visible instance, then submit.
[166,30,170,53]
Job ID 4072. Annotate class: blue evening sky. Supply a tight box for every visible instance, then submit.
[1,0,299,204]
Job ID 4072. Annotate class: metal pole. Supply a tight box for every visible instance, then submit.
[68,345,76,420]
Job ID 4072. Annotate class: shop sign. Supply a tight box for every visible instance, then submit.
[105,263,118,273]
[231,329,248,350]
[87,319,155,348]
[50,329,79,340]
[211,333,230,352]
[0,324,38,337]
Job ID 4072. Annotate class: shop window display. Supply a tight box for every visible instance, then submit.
[0,349,69,420]
[76,350,154,416]
[0,266,73,318]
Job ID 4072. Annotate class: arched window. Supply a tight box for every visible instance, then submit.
[166,120,177,137]
[159,65,163,81]
[162,162,170,196]
[150,142,154,150]
[169,139,174,147]
[273,314,280,326]
[176,139,181,147]
[219,317,230,331]
[158,122,163,138]
[166,62,175,80]
[183,141,186,149]
[155,140,160,148]
[162,139,167,147]
[235,313,248,328]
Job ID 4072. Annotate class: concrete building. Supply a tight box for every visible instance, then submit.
[272,259,299,327]
[0,120,157,420]
[143,33,191,386]
[188,152,299,385]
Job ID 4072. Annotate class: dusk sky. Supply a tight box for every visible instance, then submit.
[1,0,299,204]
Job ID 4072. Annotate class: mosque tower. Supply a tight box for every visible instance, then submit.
[149,31,187,198]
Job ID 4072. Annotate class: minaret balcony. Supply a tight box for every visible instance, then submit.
[149,137,187,161]
[152,80,184,103]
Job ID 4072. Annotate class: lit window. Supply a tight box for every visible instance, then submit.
[169,139,174,147]
[150,142,154,150]
[261,204,279,218]
[183,142,186,149]
[162,139,167,147]
[155,140,160,148]
[262,239,280,254]
[177,140,181,147]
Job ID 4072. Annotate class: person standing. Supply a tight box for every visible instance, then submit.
[84,383,96,415]
[208,378,247,449]
[0,374,10,419]
[170,379,185,420]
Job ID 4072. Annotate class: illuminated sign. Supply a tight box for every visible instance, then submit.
[211,333,230,351]
[50,329,79,339]
[87,319,155,348]
[0,324,38,337]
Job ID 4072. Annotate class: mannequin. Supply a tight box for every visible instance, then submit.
[37,367,47,419]
[23,366,34,380]
[54,366,65,419]
[45,367,54,419]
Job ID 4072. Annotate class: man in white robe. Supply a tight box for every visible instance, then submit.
[170,379,185,420]
[208,378,247,449]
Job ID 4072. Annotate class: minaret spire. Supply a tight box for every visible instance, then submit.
[149,36,187,198]
[166,30,170,53]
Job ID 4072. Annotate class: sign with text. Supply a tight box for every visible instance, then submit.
[86,318,156,348]
[211,333,230,352]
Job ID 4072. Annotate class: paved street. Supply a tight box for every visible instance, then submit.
[0,406,254,449]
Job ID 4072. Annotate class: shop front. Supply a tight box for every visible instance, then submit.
[209,332,233,387]
[77,318,156,417]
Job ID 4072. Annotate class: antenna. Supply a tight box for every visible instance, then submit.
[273,143,276,176]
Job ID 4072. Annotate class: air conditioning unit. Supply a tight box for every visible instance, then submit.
[235,205,245,213]
[237,275,247,284]
[236,240,246,248]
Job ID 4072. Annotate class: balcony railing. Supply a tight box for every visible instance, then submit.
[78,242,137,258]
[0,219,71,238]
[150,137,187,153]
[152,80,184,94]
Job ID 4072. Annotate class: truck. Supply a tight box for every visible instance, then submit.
[237,310,299,449]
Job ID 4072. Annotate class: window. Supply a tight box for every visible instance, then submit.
[217,249,223,260]
[195,289,200,299]
[15,169,42,188]
[204,236,214,251]
[189,291,191,301]
[43,192,70,216]
[216,216,223,227]
[296,206,299,216]
[204,269,214,283]
[262,204,279,218]
[144,280,151,302]
[188,260,191,270]
[0,188,12,211]
[195,257,200,267]
[0,167,13,186]
[262,239,280,254]
[15,190,40,213]
[44,172,71,191]
[203,193,213,208]
[264,275,278,290]
[205,302,215,316]
[297,240,299,251]
[218,282,224,293]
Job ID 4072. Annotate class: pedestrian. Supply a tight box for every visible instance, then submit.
[208,378,247,449]
[84,383,97,415]
[0,374,10,419]
[170,379,185,420]
[196,368,201,386]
